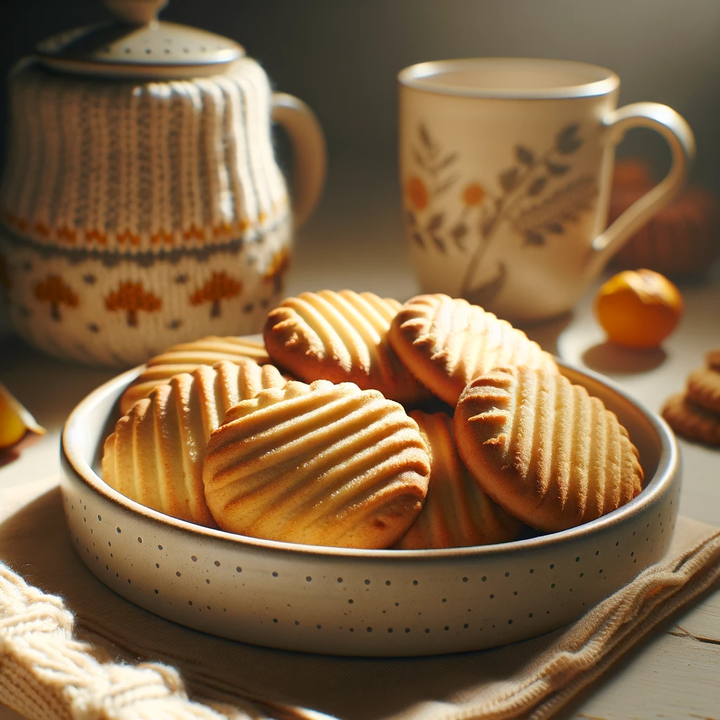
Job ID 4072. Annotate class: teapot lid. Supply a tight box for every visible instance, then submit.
[35,0,245,79]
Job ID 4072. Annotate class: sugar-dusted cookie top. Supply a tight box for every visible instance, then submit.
[395,411,522,549]
[454,366,643,533]
[120,336,271,415]
[202,380,431,548]
[263,290,432,406]
[103,359,287,527]
[388,294,558,406]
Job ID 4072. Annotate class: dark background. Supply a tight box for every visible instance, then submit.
[1,0,719,238]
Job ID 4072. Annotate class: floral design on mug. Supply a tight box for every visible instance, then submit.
[404,123,597,306]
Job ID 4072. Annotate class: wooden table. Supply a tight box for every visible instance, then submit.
[1,157,718,718]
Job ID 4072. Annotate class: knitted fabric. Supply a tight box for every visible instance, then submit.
[0,59,288,250]
[0,60,293,367]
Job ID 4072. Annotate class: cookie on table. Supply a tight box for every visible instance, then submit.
[661,393,720,446]
[686,366,720,414]
[263,289,432,406]
[120,336,271,415]
[388,294,558,406]
[454,366,643,533]
[706,347,720,371]
[103,360,287,527]
[394,411,522,549]
[202,380,431,548]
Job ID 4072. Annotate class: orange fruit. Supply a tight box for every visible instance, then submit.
[594,269,683,349]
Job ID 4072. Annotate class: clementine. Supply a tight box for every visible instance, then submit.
[594,269,683,349]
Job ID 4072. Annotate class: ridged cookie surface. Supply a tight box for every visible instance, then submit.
[120,336,271,415]
[263,290,432,406]
[395,411,522,549]
[202,380,431,548]
[454,366,643,532]
[388,294,558,406]
[103,359,287,526]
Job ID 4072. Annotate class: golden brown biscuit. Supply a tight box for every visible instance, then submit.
[388,294,558,406]
[395,411,522,549]
[706,348,720,371]
[686,366,720,414]
[202,380,431,548]
[120,336,271,415]
[263,290,432,406]
[103,359,287,526]
[454,366,643,533]
[661,392,720,446]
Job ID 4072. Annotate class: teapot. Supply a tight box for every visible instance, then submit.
[0,0,325,367]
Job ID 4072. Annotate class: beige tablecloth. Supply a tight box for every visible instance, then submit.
[0,475,719,720]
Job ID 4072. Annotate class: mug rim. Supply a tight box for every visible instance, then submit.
[398,57,619,100]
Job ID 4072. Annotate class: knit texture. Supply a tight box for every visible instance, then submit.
[0,59,288,250]
[0,60,294,367]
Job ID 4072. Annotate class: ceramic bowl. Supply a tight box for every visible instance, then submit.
[61,360,679,657]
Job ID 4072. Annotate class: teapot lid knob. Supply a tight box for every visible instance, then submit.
[102,0,169,26]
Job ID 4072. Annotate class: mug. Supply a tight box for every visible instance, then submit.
[398,58,695,322]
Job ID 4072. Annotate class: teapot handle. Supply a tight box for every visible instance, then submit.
[272,93,327,228]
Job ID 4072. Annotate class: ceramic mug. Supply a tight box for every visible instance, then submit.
[398,58,695,322]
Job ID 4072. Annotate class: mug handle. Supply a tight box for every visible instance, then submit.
[271,93,327,228]
[592,103,696,258]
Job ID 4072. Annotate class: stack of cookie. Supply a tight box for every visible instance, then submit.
[662,349,720,446]
[102,290,644,549]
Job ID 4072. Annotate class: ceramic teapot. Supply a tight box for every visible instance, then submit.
[0,0,325,367]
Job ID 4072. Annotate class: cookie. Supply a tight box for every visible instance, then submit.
[388,294,558,406]
[263,290,432,406]
[686,366,720,414]
[394,411,522,549]
[454,366,643,533]
[661,392,720,446]
[706,348,720,371]
[103,359,287,526]
[202,380,431,548]
[120,336,271,415]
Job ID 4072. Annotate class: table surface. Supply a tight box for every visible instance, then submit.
[0,158,719,719]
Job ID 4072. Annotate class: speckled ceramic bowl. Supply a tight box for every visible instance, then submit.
[61,360,679,657]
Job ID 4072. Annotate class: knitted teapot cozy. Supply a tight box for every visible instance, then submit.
[0,57,292,367]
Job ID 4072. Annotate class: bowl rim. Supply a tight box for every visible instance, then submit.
[61,359,679,561]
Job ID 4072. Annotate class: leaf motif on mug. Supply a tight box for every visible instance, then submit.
[436,174,459,195]
[413,150,428,170]
[545,222,564,234]
[412,232,425,248]
[516,146,535,166]
[546,161,570,175]
[419,124,433,149]
[528,177,547,196]
[499,167,519,192]
[556,123,583,154]
[432,236,446,253]
[467,263,507,307]
[481,216,496,239]
[525,230,545,246]
[426,213,444,232]
[451,223,468,249]
[432,153,458,174]
[406,210,417,227]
